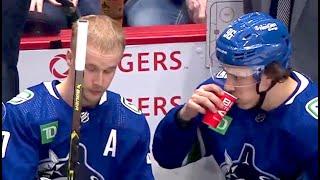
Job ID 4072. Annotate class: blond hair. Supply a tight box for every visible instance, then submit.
[71,15,125,55]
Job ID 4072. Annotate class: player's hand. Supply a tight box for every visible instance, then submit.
[29,0,45,12]
[178,84,224,121]
[186,0,207,24]
[29,0,62,13]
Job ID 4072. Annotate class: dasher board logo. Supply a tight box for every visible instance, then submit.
[49,54,68,79]
[8,89,34,105]
[305,97,318,119]
[40,121,58,144]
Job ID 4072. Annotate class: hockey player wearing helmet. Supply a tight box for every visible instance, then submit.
[152,12,318,179]
[211,12,293,110]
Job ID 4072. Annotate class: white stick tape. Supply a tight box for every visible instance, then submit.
[75,20,89,71]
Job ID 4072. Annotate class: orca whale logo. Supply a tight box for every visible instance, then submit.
[220,143,279,180]
[38,144,104,180]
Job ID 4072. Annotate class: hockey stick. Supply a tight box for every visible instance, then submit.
[67,19,89,180]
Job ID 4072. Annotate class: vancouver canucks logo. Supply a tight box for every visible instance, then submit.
[305,97,318,120]
[220,143,279,180]
[38,144,104,180]
[78,143,104,179]
[8,89,34,105]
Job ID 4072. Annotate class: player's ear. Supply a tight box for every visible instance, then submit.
[66,50,74,67]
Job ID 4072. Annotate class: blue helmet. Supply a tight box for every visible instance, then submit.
[215,12,292,69]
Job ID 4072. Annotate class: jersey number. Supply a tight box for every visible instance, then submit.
[2,131,10,158]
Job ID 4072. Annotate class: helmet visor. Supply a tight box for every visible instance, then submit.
[210,55,264,88]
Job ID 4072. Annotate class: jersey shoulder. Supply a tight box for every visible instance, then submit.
[285,71,318,121]
[6,82,46,111]
[5,82,60,125]
[102,91,150,134]
[277,73,318,155]
[3,82,59,144]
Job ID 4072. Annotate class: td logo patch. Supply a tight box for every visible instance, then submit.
[40,121,58,144]
[305,97,318,120]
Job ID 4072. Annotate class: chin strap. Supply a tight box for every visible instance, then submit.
[253,80,278,109]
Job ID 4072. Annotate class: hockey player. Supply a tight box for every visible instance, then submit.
[2,15,154,180]
[152,12,318,179]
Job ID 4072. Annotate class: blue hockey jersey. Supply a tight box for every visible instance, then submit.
[2,80,154,180]
[153,71,318,179]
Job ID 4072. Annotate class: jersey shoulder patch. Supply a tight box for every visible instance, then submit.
[120,96,142,115]
[8,89,34,105]
[305,97,318,120]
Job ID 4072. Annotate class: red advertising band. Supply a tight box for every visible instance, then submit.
[20,24,206,50]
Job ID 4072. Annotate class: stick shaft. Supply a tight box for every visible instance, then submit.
[67,19,89,180]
